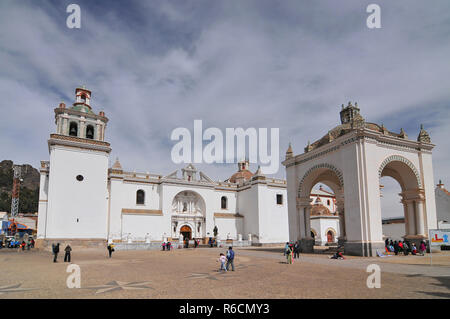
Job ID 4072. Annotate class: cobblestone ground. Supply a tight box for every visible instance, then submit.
[0,247,448,299]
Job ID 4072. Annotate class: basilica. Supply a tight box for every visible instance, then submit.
[36,87,290,247]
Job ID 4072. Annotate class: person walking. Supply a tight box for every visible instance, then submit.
[167,241,171,251]
[107,243,115,258]
[403,241,409,256]
[162,241,166,251]
[226,246,235,271]
[64,244,72,262]
[52,243,60,262]
[284,242,289,256]
[218,253,227,272]
[419,241,427,256]
[287,245,293,264]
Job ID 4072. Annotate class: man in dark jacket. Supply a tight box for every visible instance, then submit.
[107,244,114,258]
[64,245,72,262]
[52,243,60,262]
[294,241,300,259]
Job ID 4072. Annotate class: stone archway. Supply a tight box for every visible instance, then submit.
[296,163,345,252]
[283,102,437,256]
[180,225,192,240]
[379,155,425,238]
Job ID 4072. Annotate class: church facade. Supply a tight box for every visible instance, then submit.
[36,87,289,248]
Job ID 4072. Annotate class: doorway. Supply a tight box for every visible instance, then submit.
[180,225,192,240]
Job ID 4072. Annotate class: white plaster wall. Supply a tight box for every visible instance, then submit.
[37,172,49,238]
[436,187,450,223]
[257,186,289,243]
[214,217,243,240]
[45,146,109,238]
[237,185,260,241]
[121,214,166,241]
[108,178,161,240]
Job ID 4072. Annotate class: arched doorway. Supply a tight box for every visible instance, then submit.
[327,230,334,243]
[172,191,206,239]
[297,164,345,252]
[180,225,192,240]
[379,156,425,240]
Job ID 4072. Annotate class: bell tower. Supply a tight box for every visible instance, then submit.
[37,87,111,247]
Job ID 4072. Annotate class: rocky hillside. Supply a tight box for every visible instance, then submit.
[0,160,40,213]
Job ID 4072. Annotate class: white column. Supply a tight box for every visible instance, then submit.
[415,200,425,236]
[406,201,416,236]
[305,206,311,239]
[336,201,346,239]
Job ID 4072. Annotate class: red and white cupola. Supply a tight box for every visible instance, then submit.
[74,86,92,108]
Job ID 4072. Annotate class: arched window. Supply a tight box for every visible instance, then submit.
[221,196,227,209]
[327,199,330,206]
[136,189,145,205]
[81,94,86,103]
[86,125,94,139]
[69,122,78,136]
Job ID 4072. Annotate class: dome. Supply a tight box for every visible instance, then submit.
[310,204,333,216]
[229,169,253,183]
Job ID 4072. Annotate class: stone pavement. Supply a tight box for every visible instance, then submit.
[0,246,448,299]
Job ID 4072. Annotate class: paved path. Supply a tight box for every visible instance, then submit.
[236,247,450,277]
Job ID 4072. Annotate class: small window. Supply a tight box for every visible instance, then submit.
[76,175,84,181]
[221,196,227,209]
[136,189,145,205]
[81,94,86,103]
[69,122,78,136]
[276,194,283,205]
[86,125,94,139]
[327,199,330,206]
[183,202,187,212]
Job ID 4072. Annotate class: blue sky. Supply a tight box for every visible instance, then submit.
[0,0,449,217]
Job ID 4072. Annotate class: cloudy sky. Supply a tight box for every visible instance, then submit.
[0,0,449,218]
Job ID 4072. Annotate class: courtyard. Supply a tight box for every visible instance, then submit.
[0,246,449,299]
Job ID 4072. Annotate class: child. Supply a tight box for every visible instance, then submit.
[218,253,227,272]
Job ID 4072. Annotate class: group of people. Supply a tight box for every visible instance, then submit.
[218,246,235,272]
[162,241,172,250]
[51,243,72,262]
[284,241,301,264]
[0,237,35,250]
[384,238,427,256]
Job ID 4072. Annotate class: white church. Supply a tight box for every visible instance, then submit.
[36,87,291,248]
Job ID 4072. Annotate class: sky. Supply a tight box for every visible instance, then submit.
[0,0,449,218]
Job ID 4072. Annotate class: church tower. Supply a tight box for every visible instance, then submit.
[37,87,111,247]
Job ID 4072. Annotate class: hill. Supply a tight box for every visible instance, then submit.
[0,160,40,214]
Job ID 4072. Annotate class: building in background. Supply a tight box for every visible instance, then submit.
[37,88,289,249]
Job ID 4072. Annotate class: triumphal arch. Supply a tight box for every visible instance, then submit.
[282,102,437,256]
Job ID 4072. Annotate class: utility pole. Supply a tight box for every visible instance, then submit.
[10,165,22,217]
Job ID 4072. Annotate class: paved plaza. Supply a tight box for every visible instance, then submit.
[0,246,449,299]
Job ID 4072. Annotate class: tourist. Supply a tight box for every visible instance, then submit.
[226,246,235,271]
[21,241,26,251]
[185,238,189,248]
[294,241,300,259]
[194,239,198,248]
[208,237,213,247]
[411,243,417,255]
[385,238,389,249]
[30,238,35,248]
[52,243,60,262]
[162,241,166,251]
[167,241,171,251]
[287,245,294,264]
[284,242,289,256]
[393,241,399,255]
[419,241,427,255]
[218,253,227,272]
[107,243,115,258]
[64,244,72,262]
[403,241,409,256]
[398,241,404,255]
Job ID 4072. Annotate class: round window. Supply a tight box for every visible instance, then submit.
[76,175,84,181]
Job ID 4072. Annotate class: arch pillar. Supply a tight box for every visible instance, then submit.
[296,197,314,252]
[336,199,346,245]
[415,199,425,236]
